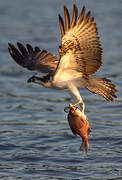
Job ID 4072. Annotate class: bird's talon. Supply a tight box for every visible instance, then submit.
[70,102,85,113]
[64,105,70,113]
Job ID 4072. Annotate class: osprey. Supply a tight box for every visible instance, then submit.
[8,4,117,112]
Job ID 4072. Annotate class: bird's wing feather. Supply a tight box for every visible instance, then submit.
[8,42,58,73]
[57,4,102,76]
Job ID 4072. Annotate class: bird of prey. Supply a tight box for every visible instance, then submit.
[8,4,117,113]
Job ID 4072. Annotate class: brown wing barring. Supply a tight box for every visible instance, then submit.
[58,4,102,75]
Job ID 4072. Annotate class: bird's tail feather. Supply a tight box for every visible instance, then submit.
[85,77,118,102]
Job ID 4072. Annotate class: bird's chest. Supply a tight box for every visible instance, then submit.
[51,71,72,90]
[51,78,68,90]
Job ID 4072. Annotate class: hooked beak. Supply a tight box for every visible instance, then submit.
[27,76,44,84]
[27,76,36,83]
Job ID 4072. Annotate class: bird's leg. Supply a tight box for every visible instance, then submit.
[64,83,85,113]
[64,101,85,113]
[67,83,85,113]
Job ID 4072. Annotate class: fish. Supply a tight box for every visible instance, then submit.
[65,104,91,153]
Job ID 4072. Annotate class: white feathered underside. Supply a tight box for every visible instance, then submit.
[53,52,85,89]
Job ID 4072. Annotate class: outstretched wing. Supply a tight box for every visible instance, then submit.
[57,4,102,76]
[8,42,58,73]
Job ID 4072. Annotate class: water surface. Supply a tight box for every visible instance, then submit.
[0,0,122,179]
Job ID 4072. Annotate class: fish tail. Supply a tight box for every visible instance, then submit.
[80,137,89,153]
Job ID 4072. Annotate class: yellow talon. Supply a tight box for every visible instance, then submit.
[71,101,85,113]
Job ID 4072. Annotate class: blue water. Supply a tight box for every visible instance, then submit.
[0,0,122,179]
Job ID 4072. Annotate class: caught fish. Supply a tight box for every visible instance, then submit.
[65,104,91,153]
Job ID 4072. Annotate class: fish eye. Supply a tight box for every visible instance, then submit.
[74,106,78,111]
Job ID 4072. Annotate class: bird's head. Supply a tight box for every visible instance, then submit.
[27,74,52,88]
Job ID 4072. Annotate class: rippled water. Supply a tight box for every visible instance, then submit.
[0,0,122,179]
